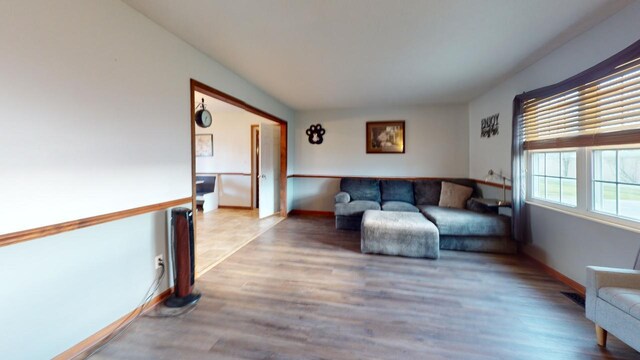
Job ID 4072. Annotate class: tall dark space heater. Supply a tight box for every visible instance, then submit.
[165,207,201,308]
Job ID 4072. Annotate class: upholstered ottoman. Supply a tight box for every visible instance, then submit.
[361,210,439,259]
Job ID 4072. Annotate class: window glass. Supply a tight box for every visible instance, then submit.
[561,179,577,206]
[530,151,576,207]
[618,149,640,184]
[546,177,560,202]
[546,152,560,177]
[561,152,576,178]
[593,148,640,221]
[594,150,616,182]
[532,153,545,175]
[533,175,545,199]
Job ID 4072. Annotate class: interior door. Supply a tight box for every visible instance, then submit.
[259,122,277,218]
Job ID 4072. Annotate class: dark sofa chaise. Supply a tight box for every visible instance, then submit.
[335,178,516,254]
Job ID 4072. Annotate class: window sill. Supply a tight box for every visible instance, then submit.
[525,199,640,235]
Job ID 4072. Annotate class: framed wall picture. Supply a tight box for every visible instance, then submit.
[195,134,213,157]
[366,121,405,154]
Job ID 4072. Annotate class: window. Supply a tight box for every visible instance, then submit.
[531,151,577,206]
[514,40,640,238]
[593,148,640,221]
[519,48,640,226]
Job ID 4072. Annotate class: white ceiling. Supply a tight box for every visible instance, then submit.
[124,0,631,110]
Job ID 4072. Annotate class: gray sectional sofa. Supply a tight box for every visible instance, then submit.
[335,178,516,254]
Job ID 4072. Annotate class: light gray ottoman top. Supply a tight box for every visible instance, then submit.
[361,210,439,259]
[362,210,435,231]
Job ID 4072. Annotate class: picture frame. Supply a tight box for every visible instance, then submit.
[195,134,213,157]
[366,120,405,154]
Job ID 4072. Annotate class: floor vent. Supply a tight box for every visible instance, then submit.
[561,292,585,308]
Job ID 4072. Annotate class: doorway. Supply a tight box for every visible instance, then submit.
[190,79,288,276]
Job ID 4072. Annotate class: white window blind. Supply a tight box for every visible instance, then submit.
[522,60,640,150]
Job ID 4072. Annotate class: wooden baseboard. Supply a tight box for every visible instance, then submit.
[522,253,586,296]
[288,209,333,217]
[54,287,173,359]
[218,205,253,210]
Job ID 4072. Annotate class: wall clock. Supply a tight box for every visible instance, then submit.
[195,98,212,128]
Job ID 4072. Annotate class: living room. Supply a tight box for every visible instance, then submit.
[1,0,640,359]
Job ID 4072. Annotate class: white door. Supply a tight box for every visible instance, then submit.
[259,123,279,218]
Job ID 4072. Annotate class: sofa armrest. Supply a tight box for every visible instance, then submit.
[335,192,351,204]
[587,266,640,291]
[466,198,491,213]
[586,266,640,320]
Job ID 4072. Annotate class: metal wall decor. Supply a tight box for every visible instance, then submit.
[481,113,499,138]
[306,124,325,144]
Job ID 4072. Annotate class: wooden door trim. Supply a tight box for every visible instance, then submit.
[250,124,259,210]
[190,79,288,216]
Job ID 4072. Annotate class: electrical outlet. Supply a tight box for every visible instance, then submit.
[154,254,164,269]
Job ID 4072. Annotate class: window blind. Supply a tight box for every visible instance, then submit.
[522,59,640,150]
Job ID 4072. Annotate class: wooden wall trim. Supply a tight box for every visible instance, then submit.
[0,197,192,248]
[288,174,511,190]
[191,79,287,126]
[197,172,251,176]
[473,179,513,190]
[54,288,173,359]
[522,253,586,296]
[218,205,253,210]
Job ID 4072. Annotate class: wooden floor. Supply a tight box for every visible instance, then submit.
[195,208,284,275]
[96,215,639,359]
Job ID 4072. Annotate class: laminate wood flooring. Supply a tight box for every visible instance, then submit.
[195,208,284,276]
[95,215,639,359]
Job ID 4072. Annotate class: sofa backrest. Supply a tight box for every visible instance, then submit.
[414,178,481,205]
[413,180,441,205]
[381,180,414,204]
[340,177,481,205]
[340,178,381,202]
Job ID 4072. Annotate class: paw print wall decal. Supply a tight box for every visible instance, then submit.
[306,124,326,145]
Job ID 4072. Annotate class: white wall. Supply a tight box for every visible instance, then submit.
[195,98,258,207]
[292,105,468,211]
[0,1,293,236]
[0,206,183,359]
[0,0,293,357]
[468,2,640,285]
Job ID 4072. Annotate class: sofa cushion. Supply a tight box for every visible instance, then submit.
[340,178,381,202]
[335,192,351,204]
[381,180,415,204]
[414,180,442,205]
[418,205,511,237]
[335,200,381,217]
[598,287,640,321]
[439,181,474,209]
[381,201,419,212]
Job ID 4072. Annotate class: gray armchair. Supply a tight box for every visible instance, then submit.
[586,265,640,351]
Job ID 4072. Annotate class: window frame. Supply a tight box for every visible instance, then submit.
[528,149,579,207]
[589,144,640,224]
[525,144,640,233]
